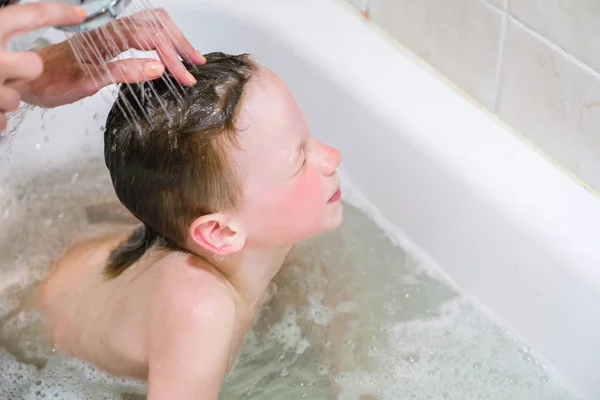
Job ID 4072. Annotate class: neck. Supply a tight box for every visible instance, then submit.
[190,244,293,306]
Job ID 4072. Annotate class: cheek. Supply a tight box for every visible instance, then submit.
[287,166,323,206]
[283,165,324,214]
[249,166,325,242]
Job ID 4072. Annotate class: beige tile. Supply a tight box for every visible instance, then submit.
[370,0,503,108]
[497,19,600,191]
[510,0,600,73]
[486,0,507,10]
[345,0,369,11]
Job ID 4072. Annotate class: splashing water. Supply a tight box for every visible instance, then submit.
[4,0,190,139]
[0,3,588,398]
[0,158,585,399]
[63,0,195,132]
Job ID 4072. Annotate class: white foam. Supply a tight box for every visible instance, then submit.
[0,137,583,399]
[335,296,576,400]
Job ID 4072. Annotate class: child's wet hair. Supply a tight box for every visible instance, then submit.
[103,52,257,278]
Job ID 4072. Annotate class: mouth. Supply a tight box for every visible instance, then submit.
[327,187,342,203]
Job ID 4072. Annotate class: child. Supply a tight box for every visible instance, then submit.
[34,52,343,399]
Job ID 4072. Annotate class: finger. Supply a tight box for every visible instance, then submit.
[0,86,21,113]
[79,59,165,96]
[0,3,86,45]
[152,8,205,65]
[99,59,165,87]
[123,28,196,86]
[0,112,6,132]
[0,51,43,81]
[152,35,197,86]
[101,20,195,86]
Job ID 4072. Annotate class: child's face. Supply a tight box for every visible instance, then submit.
[230,67,342,247]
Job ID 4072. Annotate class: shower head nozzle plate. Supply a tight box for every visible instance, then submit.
[55,0,133,32]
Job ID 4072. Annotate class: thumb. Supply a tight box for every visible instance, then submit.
[98,59,166,87]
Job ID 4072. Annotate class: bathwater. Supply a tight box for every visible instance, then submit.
[0,155,584,399]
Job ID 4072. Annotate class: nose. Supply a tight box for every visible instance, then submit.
[318,142,341,176]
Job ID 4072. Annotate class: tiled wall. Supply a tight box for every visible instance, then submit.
[345,0,600,193]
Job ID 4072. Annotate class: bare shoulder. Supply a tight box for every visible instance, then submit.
[147,257,239,400]
[38,227,137,299]
[54,226,137,271]
[154,256,238,319]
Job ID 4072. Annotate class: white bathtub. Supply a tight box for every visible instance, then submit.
[3,0,600,397]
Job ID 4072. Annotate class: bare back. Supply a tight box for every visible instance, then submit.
[37,226,161,378]
[35,223,261,396]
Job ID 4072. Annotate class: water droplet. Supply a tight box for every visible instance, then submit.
[540,376,549,383]
[93,113,100,121]
[317,365,328,375]
[473,362,482,370]
[404,293,411,298]
[70,173,79,184]
[35,143,41,150]
[405,354,419,364]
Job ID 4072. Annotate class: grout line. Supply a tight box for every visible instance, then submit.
[334,0,600,198]
[481,0,506,14]
[491,9,508,112]
[510,15,600,78]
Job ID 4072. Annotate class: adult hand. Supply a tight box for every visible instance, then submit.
[12,8,206,109]
[0,1,86,131]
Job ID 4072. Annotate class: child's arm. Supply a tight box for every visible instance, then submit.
[147,268,237,400]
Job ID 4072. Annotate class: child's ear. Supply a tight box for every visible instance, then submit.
[188,213,246,256]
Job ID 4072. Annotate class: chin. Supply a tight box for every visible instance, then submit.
[323,202,344,232]
[284,205,344,244]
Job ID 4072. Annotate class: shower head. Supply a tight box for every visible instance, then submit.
[55,0,132,32]
[0,0,132,32]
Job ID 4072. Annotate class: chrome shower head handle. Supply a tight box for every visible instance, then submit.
[1,0,132,32]
[55,0,132,32]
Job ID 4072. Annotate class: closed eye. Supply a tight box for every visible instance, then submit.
[292,140,307,176]
[292,154,306,176]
